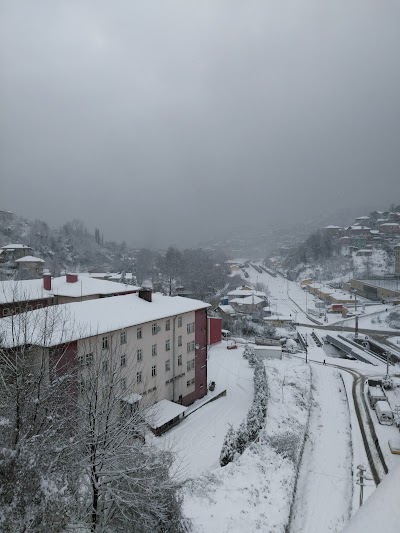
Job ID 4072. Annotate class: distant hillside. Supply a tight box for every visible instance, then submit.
[0,212,133,275]
[281,203,399,281]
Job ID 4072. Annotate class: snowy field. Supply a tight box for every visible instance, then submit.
[158,342,254,480]
[343,305,400,332]
[182,354,311,532]
[290,365,352,533]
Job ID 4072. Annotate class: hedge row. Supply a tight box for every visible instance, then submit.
[219,347,268,466]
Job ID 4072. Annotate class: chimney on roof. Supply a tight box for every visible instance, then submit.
[43,272,52,291]
[66,273,78,283]
[138,288,152,302]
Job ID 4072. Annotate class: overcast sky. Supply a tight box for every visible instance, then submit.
[1,0,400,247]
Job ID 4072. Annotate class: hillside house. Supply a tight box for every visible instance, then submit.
[15,255,45,278]
[0,243,32,262]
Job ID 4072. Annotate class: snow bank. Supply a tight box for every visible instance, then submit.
[183,356,311,532]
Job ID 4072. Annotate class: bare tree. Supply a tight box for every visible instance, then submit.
[0,300,78,531]
[74,335,185,532]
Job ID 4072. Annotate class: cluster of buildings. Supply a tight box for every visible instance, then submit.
[0,263,222,435]
[323,211,400,253]
[0,243,46,279]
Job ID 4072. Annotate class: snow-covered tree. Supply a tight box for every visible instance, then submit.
[219,425,237,467]
[0,302,78,531]
[235,421,249,454]
[243,344,252,359]
[75,337,184,532]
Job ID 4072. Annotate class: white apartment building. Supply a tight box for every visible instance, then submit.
[0,290,210,415]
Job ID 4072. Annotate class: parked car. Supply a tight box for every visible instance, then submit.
[375,401,393,425]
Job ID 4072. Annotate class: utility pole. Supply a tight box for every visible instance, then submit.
[386,351,391,377]
[305,333,308,364]
[356,464,372,507]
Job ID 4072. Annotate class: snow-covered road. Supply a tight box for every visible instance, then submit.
[290,365,352,533]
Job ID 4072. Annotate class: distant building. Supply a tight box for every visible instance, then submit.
[395,244,400,275]
[0,243,32,262]
[347,278,400,302]
[379,223,400,235]
[323,225,342,238]
[15,255,45,279]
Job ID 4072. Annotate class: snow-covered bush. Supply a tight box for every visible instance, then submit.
[382,375,394,390]
[268,432,300,463]
[219,426,237,467]
[387,311,400,330]
[248,346,256,367]
[220,353,268,466]
[243,344,252,359]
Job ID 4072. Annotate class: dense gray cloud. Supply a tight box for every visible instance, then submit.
[1,0,400,247]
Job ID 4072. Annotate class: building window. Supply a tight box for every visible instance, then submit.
[151,365,157,377]
[187,341,195,353]
[178,335,182,347]
[102,360,108,373]
[178,354,182,366]
[191,378,195,385]
[152,323,158,335]
[187,380,191,387]
[152,344,157,357]
[166,339,171,351]
[165,359,170,372]
[121,353,126,367]
[78,355,84,368]
[86,353,94,366]
[121,378,127,391]
[187,359,194,372]
[137,327,142,339]
[166,319,170,331]
[178,316,182,327]
[187,322,195,334]
[137,348,142,362]
[79,379,85,393]
[102,336,109,350]
[120,331,127,344]
[137,371,142,383]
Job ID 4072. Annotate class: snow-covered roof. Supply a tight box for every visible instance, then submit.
[15,255,45,263]
[355,216,370,220]
[217,304,236,315]
[0,276,139,304]
[0,293,210,347]
[264,315,294,322]
[379,222,399,227]
[1,243,31,250]
[120,393,142,404]
[230,295,264,305]
[349,225,370,231]
[324,225,341,229]
[228,289,266,298]
[144,399,187,429]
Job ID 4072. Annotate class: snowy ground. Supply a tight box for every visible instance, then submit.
[343,305,400,332]
[158,342,254,480]
[290,365,352,533]
[182,355,311,532]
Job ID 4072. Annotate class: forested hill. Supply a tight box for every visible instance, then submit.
[0,214,131,274]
